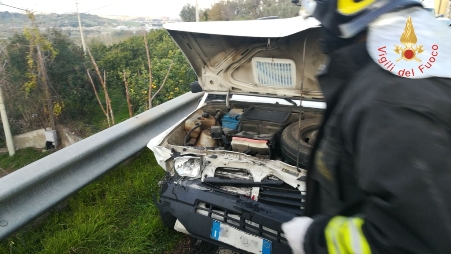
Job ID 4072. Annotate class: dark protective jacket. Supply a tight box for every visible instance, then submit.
[303,42,451,254]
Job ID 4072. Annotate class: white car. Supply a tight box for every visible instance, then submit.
[437,17,451,27]
[148,17,326,254]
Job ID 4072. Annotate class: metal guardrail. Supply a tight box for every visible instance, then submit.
[0,92,204,240]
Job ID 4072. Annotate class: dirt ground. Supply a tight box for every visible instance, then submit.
[0,167,10,178]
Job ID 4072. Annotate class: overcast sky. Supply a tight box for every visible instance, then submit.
[0,0,216,18]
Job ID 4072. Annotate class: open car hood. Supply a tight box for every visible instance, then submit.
[164,17,327,99]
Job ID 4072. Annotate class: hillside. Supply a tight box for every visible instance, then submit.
[0,12,169,44]
[1,11,141,28]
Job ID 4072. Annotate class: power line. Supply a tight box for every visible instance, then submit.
[0,3,29,12]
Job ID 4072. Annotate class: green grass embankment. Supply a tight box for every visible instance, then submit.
[0,148,49,175]
[82,86,131,137]
[0,149,185,253]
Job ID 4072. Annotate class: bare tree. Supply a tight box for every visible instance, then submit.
[143,31,153,109]
[103,70,115,124]
[87,69,110,127]
[123,70,133,118]
[87,47,115,125]
[151,60,174,102]
[25,12,57,131]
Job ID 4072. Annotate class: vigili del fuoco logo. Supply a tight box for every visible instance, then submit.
[376,16,439,78]
[394,17,424,62]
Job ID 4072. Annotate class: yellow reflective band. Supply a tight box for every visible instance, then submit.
[337,0,376,15]
[326,217,347,254]
[325,216,372,254]
[354,218,371,254]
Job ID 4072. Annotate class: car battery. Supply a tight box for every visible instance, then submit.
[231,131,276,155]
[221,108,243,133]
[240,107,291,135]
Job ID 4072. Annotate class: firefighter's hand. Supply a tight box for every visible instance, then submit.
[302,0,317,15]
[281,217,314,254]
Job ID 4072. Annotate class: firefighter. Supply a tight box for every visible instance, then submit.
[282,0,451,253]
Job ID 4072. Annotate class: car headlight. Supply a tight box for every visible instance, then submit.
[174,156,202,178]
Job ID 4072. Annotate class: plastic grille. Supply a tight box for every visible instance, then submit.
[259,176,306,216]
[252,58,296,88]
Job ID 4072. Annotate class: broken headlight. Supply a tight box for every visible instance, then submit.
[174,156,202,178]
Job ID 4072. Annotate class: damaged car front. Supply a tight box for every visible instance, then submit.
[147,17,327,254]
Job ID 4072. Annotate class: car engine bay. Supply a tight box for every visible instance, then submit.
[154,99,322,216]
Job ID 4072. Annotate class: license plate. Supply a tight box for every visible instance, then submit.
[210,220,272,254]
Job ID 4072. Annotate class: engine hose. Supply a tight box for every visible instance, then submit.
[214,110,223,126]
[184,124,202,146]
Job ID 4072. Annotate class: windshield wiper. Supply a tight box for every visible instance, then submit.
[284,98,297,106]
[204,177,283,187]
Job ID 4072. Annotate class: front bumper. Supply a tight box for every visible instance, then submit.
[155,176,298,254]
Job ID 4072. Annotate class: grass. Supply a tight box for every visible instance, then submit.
[0,148,50,175]
[108,87,132,124]
[82,87,132,137]
[0,149,188,254]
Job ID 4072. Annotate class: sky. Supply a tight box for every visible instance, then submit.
[0,0,217,18]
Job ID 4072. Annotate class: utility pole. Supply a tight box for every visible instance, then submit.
[196,0,199,22]
[76,2,87,55]
[0,85,15,156]
[0,61,15,156]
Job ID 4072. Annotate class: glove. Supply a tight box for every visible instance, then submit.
[281,217,314,254]
[302,0,317,15]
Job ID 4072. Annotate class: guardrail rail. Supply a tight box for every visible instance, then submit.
[0,92,203,240]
